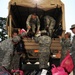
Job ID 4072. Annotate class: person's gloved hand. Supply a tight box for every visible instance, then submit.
[35,31,41,37]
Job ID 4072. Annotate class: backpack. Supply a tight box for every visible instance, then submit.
[51,64,68,75]
[60,53,74,73]
[0,66,11,75]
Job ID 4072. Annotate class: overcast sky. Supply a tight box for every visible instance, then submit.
[62,0,75,33]
[0,0,75,34]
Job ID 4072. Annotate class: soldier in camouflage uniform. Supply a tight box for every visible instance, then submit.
[26,13,40,34]
[70,24,75,75]
[0,33,20,70]
[59,32,71,62]
[0,38,13,68]
[44,15,56,37]
[34,30,51,75]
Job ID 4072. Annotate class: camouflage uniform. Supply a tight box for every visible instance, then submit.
[9,52,20,70]
[0,36,21,70]
[0,38,14,69]
[34,35,51,69]
[26,14,40,33]
[70,35,75,75]
[60,38,71,62]
[44,16,56,37]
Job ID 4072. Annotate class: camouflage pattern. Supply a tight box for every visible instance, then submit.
[20,32,27,37]
[26,14,40,33]
[9,53,20,70]
[0,38,14,69]
[34,35,51,69]
[12,35,21,43]
[0,47,7,66]
[70,35,75,75]
[44,16,56,37]
[60,38,71,62]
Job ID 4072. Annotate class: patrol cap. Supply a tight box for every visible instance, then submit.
[12,35,21,43]
[20,32,27,37]
[70,24,75,30]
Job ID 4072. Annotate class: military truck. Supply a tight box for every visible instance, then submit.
[6,0,66,63]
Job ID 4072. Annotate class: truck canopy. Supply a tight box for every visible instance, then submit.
[7,0,65,37]
[6,0,66,59]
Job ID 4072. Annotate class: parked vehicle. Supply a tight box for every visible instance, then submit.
[6,0,66,63]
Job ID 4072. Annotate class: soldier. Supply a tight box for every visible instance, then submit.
[59,32,71,62]
[26,13,40,34]
[10,36,21,70]
[34,30,51,75]
[44,15,56,37]
[70,24,75,75]
[19,32,28,69]
[0,32,20,70]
